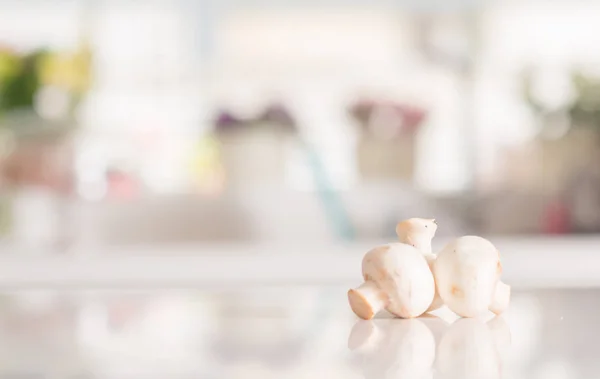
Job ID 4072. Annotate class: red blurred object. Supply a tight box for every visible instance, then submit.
[349,98,427,136]
[543,200,570,234]
[0,140,74,195]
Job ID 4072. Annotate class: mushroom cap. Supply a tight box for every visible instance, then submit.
[396,218,437,242]
[434,236,501,318]
[362,243,435,318]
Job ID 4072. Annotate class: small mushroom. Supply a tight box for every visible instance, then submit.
[396,218,444,312]
[395,218,437,254]
[434,236,510,318]
[348,243,435,319]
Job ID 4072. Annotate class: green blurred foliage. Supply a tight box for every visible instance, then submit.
[0,44,92,116]
[569,72,600,127]
[0,49,47,114]
[522,68,600,129]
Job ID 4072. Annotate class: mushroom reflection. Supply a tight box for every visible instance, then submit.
[348,316,510,379]
[348,318,437,379]
[437,317,510,379]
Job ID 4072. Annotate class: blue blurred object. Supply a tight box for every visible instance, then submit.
[300,140,355,241]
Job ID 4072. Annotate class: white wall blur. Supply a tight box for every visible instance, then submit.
[2,0,600,245]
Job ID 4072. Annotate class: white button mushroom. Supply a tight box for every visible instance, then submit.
[396,218,444,312]
[434,236,510,318]
[348,243,435,319]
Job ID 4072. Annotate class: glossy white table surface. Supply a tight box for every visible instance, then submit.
[0,285,596,379]
[0,238,597,378]
[0,236,599,287]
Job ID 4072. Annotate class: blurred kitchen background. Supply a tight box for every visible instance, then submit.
[1,3,600,379]
[1,0,600,250]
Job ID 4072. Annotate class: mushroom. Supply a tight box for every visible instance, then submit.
[396,218,444,312]
[434,236,510,318]
[348,243,435,319]
[396,218,437,254]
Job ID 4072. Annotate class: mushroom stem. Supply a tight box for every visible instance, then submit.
[398,233,433,254]
[348,281,388,320]
[395,219,440,312]
[489,281,511,315]
[424,254,445,312]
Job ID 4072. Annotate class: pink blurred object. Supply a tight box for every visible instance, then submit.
[349,99,427,137]
[106,169,139,200]
[543,200,570,234]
